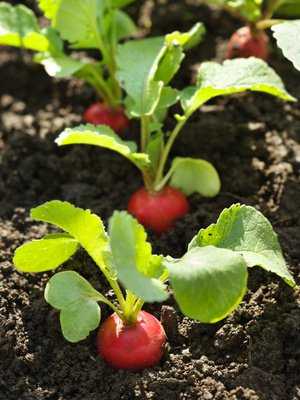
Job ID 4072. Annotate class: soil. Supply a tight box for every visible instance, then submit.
[1,1,300,399]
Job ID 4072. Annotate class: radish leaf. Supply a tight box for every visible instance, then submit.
[189,204,296,286]
[109,211,168,302]
[45,0,106,49]
[13,233,79,273]
[181,58,295,114]
[275,1,300,18]
[35,28,86,78]
[38,0,59,20]
[31,200,108,267]
[56,124,150,170]
[164,246,248,322]
[116,24,205,117]
[272,20,300,71]
[0,3,48,51]
[112,10,137,41]
[169,157,221,197]
[45,271,105,342]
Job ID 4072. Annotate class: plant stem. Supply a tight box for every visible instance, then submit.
[89,68,116,106]
[263,0,281,20]
[141,115,150,152]
[154,114,189,189]
[107,276,127,311]
[99,294,123,317]
[93,258,127,312]
[142,170,155,193]
[140,115,157,192]
[132,298,144,317]
[92,20,121,108]
[256,18,283,30]
[123,291,139,324]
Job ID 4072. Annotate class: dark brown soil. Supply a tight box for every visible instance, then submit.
[1,1,300,399]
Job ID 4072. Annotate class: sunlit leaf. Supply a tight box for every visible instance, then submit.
[109,211,168,302]
[45,271,104,342]
[13,233,79,273]
[56,124,150,170]
[189,204,295,286]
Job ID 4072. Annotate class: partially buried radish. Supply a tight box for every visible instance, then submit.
[128,186,190,234]
[84,102,129,133]
[14,201,295,373]
[226,26,269,60]
[97,311,166,370]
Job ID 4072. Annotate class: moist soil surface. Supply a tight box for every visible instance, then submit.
[1,1,300,399]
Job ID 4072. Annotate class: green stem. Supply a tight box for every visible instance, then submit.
[99,294,123,317]
[142,170,155,193]
[89,68,116,106]
[92,21,121,108]
[154,114,189,189]
[141,115,150,152]
[123,291,139,324]
[133,299,144,317]
[263,0,281,20]
[154,167,174,192]
[256,18,283,30]
[93,256,127,311]
[108,277,127,311]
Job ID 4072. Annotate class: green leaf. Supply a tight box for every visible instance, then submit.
[272,20,300,71]
[154,45,184,86]
[38,0,60,19]
[31,200,108,267]
[13,233,79,273]
[189,204,295,286]
[165,22,206,50]
[156,23,205,84]
[181,58,295,113]
[55,124,150,170]
[156,87,179,110]
[109,211,168,302]
[38,54,86,77]
[164,246,248,322]
[169,157,221,197]
[146,132,164,172]
[117,24,203,117]
[275,1,300,17]
[45,271,103,342]
[112,0,136,7]
[35,28,86,78]
[0,2,48,51]
[49,0,106,49]
[117,37,166,116]
[113,9,137,40]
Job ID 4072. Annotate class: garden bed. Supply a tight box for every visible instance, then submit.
[1,1,300,399]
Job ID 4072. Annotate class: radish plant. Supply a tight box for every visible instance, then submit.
[55,28,295,233]
[202,0,300,60]
[13,201,295,370]
[0,0,138,132]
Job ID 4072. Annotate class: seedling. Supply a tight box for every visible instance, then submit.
[202,0,300,60]
[0,0,138,132]
[55,26,295,233]
[13,201,295,370]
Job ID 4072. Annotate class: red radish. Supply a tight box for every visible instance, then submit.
[226,26,269,60]
[83,102,129,133]
[97,311,166,370]
[128,186,189,234]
